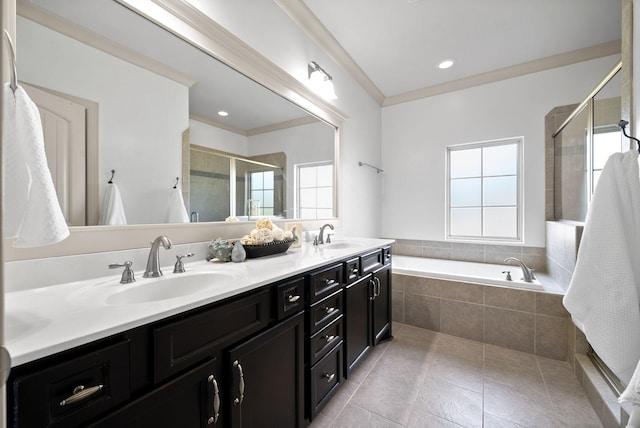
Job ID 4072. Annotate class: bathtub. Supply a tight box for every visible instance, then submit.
[392,255,563,294]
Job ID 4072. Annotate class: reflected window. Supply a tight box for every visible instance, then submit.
[447,138,522,241]
[592,126,622,192]
[296,161,333,219]
[249,171,275,216]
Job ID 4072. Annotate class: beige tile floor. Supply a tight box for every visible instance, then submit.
[310,323,602,428]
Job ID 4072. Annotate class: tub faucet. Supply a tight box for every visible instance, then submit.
[143,235,173,278]
[504,257,535,283]
[318,224,334,244]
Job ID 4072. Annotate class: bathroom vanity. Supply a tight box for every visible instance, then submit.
[5,239,392,427]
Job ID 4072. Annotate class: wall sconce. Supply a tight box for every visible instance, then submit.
[308,61,337,100]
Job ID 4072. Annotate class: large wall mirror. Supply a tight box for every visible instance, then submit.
[15,0,339,228]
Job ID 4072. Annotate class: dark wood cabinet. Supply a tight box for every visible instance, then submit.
[372,264,392,345]
[226,312,304,428]
[343,247,392,377]
[344,275,372,374]
[8,245,391,428]
[89,356,221,428]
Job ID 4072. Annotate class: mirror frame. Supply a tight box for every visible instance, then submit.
[4,0,347,261]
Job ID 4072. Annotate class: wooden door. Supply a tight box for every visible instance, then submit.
[372,265,392,345]
[22,82,87,226]
[344,275,371,376]
[226,312,304,428]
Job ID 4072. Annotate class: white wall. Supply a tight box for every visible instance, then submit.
[189,119,248,155]
[17,17,189,225]
[381,55,620,247]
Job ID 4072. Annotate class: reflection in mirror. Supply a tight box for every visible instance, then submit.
[16,0,337,226]
[553,63,621,222]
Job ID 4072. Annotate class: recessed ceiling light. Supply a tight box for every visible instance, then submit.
[437,59,455,69]
[218,111,229,117]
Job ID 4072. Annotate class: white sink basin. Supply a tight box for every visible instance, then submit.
[321,241,358,250]
[70,271,235,306]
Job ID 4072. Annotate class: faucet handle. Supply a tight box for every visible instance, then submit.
[109,261,136,284]
[501,270,512,281]
[174,253,194,274]
[326,233,332,244]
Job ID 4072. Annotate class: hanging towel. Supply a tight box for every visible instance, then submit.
[99,182,127,225]
[2,83,69,247]
[165,187,189,223]
[563,150,640,385]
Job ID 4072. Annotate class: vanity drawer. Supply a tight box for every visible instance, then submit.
[361,249,384,275]
[309,290,343,334]
[308,263,343,304]
[154,289,269,383]
[344,257,361,284]
[309,342,343,420]
[275,276,305,320]
[10,340,130,428]
[309,316,343,365]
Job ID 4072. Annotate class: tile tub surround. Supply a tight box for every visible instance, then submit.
[390,239,548,273]
[309,323,602,428]
[392,272,570,361]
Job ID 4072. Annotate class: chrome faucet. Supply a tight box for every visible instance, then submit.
[504,257,535,283]
[318,224,334,244]
[143,235,172,278]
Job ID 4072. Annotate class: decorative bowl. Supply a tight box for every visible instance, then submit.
[243,239,295,259]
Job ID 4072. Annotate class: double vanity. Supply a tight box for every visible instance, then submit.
[5,237,393,427]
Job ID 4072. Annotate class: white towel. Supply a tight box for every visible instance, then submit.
[165,187,189,223]
[99,183,127,225]
[3,84,69,247]
[563,150,640,385]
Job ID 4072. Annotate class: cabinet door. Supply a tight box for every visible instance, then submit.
[90,357,221,428]
[344,276,371,376]
[226,312,304,428]
[372,265,392,345]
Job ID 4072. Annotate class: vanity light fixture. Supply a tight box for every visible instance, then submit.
[218,111,229,117]
[437,59,455,69]
[308,61,337,100]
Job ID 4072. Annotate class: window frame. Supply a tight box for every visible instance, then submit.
[295,160,334,220]
[446,137,524,243]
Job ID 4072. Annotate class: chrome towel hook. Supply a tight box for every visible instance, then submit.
[3,29,17,93]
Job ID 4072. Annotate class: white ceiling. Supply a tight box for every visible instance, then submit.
[301,0,622,99]
[22,0,622,130]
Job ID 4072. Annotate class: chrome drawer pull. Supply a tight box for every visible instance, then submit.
[233,360,245,405]
[324,306,336,314]
[59,384,104,406]
[287,294,300,303]
[369,279,376,301]
[322,373,336,383]
[207,375,221,424]
[324,279,336,286]
[351,268,358,275]
[324,334,336,343]
[374,277,381,297]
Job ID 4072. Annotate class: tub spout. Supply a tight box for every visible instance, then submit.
[504,257,535,283]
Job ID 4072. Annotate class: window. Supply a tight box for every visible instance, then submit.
[296,161,333,219]
[592,125,622,193]
[447,138,522,241]
[249,170,275,216]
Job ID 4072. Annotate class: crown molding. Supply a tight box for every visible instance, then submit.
[189,114,248,136]
[17,0,196,87]
[276,0,385,106]
[247,115,321,136]
[383,40,622,107]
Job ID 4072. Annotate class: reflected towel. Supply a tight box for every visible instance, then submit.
[3,83,69,247]
[165,187,189,223]
[99,183,127,225]
[563,150,640,385]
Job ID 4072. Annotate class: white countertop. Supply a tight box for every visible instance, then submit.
[6,238,393,367]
